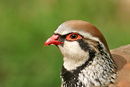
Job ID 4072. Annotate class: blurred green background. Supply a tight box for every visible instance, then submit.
[0,0,130,87]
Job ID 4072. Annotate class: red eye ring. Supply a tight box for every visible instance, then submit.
[66,33,82,41]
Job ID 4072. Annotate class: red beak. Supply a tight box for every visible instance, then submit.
[44,34,63,46]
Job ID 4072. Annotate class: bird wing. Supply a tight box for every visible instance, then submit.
[109,44,130,87]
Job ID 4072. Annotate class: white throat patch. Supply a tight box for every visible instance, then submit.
[58,41,89,71]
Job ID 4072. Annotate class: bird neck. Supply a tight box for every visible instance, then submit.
[61,43,117,87]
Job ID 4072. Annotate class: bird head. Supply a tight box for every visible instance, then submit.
[44,20,111,70]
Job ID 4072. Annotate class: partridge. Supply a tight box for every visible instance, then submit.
[44,20,130,87]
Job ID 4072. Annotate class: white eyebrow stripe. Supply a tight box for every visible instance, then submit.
[55,24,100,42]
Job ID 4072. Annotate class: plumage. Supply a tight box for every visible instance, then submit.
[44,20,130,87]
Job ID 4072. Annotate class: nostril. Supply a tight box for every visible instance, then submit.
[53,34,60,40]
[44,34,63,46]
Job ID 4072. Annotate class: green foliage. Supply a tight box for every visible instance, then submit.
[0,0,130,87]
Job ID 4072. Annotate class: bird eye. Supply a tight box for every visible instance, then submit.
[70,34,78,39]
[66,33,82,41]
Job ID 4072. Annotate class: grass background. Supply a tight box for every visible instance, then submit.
[0,0,130,87]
